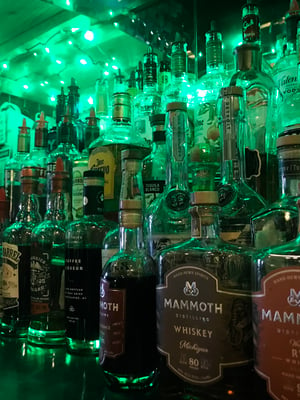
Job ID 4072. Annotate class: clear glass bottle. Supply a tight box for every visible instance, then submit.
[142,113,167,208]
[156,190,254,399]
[4,118,31,224]
[132,46,162,147]
[72,107,100,220]
[1,166,42,337]
[28,157,72,346]
[65,170,117,355]
[252,199,300,400]
[251,125,300,249]
[0,188,9,321]
[241,0,261,45]
[230,43,278,204]
[217,86,266,246]
[95,77,112,133]
[158,59,171,95]
[145,102,191,259]
[99,149,158,391]
[88,91,149,223]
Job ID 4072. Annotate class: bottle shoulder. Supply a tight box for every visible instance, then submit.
[102,251,156,278]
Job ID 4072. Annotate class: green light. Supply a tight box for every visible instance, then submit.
[84,30,94,41]
[50,96,56,102]
[71,27,79,32]
[112,65,118,70]
[66,0,70,5]
[60,80,64,84]
[104,71,109,76]
[113,22,119,28]
[88,96,94,104]
[23,85,29,89]
[3,63,8,69]
[40,83,44,86]
[109,10,113,16]
[272,48,276,54]
[33,52,37,56]
[45,81,49,84]
[198,52,203,57]
[105,62,109,66]
[68,40,73,45]
[45,47,50,53]
[80,59,87,65]
[56,59,62,64]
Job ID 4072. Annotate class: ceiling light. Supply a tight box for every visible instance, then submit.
[80,59,87,65]
[84,30,94,41]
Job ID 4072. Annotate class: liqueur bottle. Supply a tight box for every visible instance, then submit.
[28,157,72,346]
[72,107,100,220]
[0,188,9,320]
[251,125,300,249]
[65,170,116,354]
[132,46,162,147]
[24,111,49,218]
[88,90,149,223]
[217,86,266,246]
[1,166,42,337]
[252,199,300,400]
[4,118,31,223]
[145,102,191,259]
[99,149,158,391]
[142,113,167,208]
[156,190,254,399]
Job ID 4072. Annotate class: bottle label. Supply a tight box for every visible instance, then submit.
[166,189,190,212]
[274,69,298,100]
[242,14,260,42]
[143,179,165,208]
[65,248,102,340]
[158,71,171,93]
[88,146,116,200]
[99,278,126,362]
[278,158,300,177]
[157,266,252,384]
[102,248,118,268]
[72,163,88,220]
[30,244,51,314]
[252,267,300,400]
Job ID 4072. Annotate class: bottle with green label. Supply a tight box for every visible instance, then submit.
[156,190,254,399]
[145,101,191,259]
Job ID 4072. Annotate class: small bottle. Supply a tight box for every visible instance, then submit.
[251,125,300,249]
[65,170,117,355]
[217,86,266,246]
[95,77,111,133]
[0,188,9,321]
[252,198,300,400]
[1,166,42,337]
[158,59,171,95]
[72,107,100,220]
[242,0,261,44]
[145,102,191,259]
[156,191,254,399]
[142,113,167,208]
[28,157,72,346]
[99,149,158,392]
[132,46,162,147]
[4,118,31,223]
[24,111,49,218]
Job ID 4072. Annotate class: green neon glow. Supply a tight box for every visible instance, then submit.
[80,59,87,65]
[84,30,94,41]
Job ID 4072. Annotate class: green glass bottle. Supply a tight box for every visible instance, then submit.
[28,157,72,346]
[1,166,42,337]
[65,170,117,355]
[156,191,254,399]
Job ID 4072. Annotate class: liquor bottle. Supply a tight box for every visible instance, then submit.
[28,157,71,346]
[88,91,149,223]
[1,166,42,337]
[252,199,300,400]
[193,21,229,172]
[251,125,300,249]
[67,77,85,152]
[230,43,278,203]
[145,101,191,259]
[241,0,261,45]
[46,106,80,220]
[95,77,111,132]
[158,59,171,95]
[56,87,67,127]
[24,111,49,218]
[72,107,100,220]
[272,0,300,102]
[142,113,167,208]
[65,170,117,355]
[156,190,254,399]
[0,188,9,320]
[99,149,158,391]
[4,117,31,223]
[132,46,162,147]
[217,86,266,246]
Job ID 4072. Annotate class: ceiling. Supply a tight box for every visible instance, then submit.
[0,0,289,119]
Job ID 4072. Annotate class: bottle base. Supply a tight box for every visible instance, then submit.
[103,369,158,392]
[66,338,99,355]
[27,326,66,346]
[0,317,28,338]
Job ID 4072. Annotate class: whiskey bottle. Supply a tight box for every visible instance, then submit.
[252,198,300,400]
[1,166,42,337]
[251,125,300,249]
[28,157,72,346]
[145,101,191,259]
[99,150,158,391]
[142,113,167,208]
[217,86,266,246]
[0,188,9,320]
[156,190,254,399]
[65,170,116,354]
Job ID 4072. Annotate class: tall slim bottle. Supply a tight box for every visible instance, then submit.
[0,188,9,320]
[99,149,158,392]
[1,166,42,337]
[28,157,72,346]
[65,170,117,354]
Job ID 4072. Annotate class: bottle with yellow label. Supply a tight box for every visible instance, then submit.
[88,91,149,222]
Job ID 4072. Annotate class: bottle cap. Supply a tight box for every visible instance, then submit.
[233,44,261,71]
[83,170,104,186]
[121,148,144,161]
[119,209,143,228]
[150,113,166,126]
[166,101,187,112]
[219,86,243,97]
[277,131,300,147]
[21,166,40,179]
[119,199,143,210]
[190,191,219,205]
[153,130,166,142]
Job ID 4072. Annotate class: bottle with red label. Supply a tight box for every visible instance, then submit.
[156,190,254,399]
[252,198,300,400]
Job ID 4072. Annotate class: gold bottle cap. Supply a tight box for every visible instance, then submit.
[119,210,142,228]
[277,132,300,148]
[190,191,219,205]
[166,101,187,112]
[119,199,142,210]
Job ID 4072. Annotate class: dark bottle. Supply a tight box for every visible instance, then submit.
[156,190,254,399]
[0,188,9,320]
[99,148,158,392]
[1,166,42,337]
[65,170,117,355]
[28,157,72,346]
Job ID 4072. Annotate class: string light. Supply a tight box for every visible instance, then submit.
[80,59,87,65]
[84,30,94,41]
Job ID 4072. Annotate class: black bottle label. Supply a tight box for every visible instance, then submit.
[143,179,165,208]
[65,247,102,340]
[166,189,189,211]
[157,266,252,384]
[30,244,51,314]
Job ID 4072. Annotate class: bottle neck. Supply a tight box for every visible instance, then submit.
[83,184,104,216]
[279,172,300,198]
[119,225,144,252]
[45,191,71,221]
[16,192,40,222]
[152,140,166,154]
[190,205,219,239]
